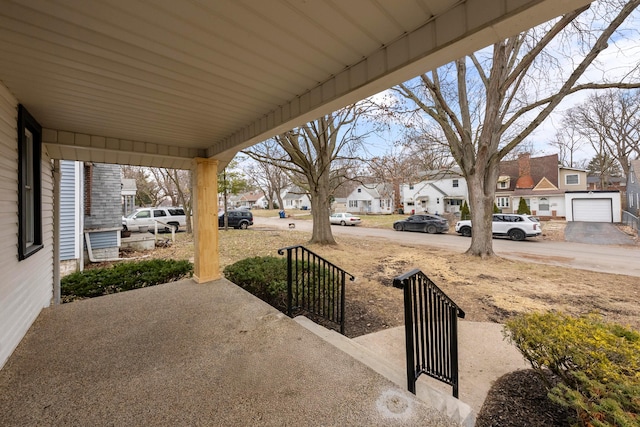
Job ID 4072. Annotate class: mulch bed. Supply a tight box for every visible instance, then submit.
[476,369,573,427]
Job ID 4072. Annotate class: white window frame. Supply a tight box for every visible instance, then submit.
[496,197,510,208]
[565,174,580,185]
[539,197,550,211]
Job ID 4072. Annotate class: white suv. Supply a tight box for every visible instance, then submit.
[122,207,186,232]
[455,214,541,241]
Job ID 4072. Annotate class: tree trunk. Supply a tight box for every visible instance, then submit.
[465,167,499,258]
[309,174,336,245]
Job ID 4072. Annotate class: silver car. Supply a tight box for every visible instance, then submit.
[329,212,362,226]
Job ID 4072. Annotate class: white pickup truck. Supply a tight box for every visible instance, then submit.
[122,207,187,232]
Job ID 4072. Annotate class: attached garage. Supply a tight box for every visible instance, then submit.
[565,192,621,223]
[572,199,612,222]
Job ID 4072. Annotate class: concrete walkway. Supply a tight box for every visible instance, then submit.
[0,279,458,427]
[353,322,529,415]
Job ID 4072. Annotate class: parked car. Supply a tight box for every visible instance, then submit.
[455,214,541,241]
[219,209,253,229]
[122,207,186,232]
[329,212,361,226]
[393,214,449,234]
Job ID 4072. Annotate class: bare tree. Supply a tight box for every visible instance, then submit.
[389,0,640,257]
[549,123,586,167]
[242,140,290,210]
[121,165,162,207]
[244,105,366,244]
[563,89,640,177]
[149,168,193,232]
[587,152,622,189]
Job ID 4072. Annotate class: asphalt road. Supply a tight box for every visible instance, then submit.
[256,216,640,278]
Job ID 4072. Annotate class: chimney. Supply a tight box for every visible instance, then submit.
[516,153,534,189]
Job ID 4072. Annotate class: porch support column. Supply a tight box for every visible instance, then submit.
[192,158,220,283]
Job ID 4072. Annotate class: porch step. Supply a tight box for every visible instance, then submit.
[293,316,475,427]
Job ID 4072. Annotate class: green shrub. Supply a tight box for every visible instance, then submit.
[61,259,193,302]
[224,256,336,315]
[493,202,500,213]
[460,200,471,220]
[223,256,289,309]
[517,198,531,215]
[505,312,640,426]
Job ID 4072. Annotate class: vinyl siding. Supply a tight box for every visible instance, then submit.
[59,160,78,260]
[0,83,53,370]
[86,230,118,249]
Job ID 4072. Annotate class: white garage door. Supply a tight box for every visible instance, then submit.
[572,198,612,222]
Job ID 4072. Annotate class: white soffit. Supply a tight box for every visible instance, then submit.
[0,0,592,167]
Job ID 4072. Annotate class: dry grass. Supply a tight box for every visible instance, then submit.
[132,227,640,338]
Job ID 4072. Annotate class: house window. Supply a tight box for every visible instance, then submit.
[357,188,361,193]
[566,174,579,185]
[349,200,358,208]
[409,184,414,190]
[498,181,508,189]
[17,105,43,260]
[539,197,550,211]
[496,197,510,208]
[452,179,459,188]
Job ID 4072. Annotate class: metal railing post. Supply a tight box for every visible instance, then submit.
[394,269,465,398]
[286,248,293,317]
[278,245,354,335]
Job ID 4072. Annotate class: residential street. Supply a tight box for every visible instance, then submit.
[256,216,640,278]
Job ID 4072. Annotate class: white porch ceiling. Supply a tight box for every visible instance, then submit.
[0,0,591,169]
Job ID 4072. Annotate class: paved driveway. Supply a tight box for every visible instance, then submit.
[564,222,636,245]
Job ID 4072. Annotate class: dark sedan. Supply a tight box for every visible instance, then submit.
[393,214,449,234]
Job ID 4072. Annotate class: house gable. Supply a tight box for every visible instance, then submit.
[499,153,559,191]
[533,177,558,191]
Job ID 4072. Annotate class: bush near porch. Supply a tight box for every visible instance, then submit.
[61,259,193,302]
[505,312,640,427]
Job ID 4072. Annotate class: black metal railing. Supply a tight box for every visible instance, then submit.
[277,245,354,335]
[393,269,465,398]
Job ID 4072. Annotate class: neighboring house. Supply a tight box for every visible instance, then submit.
[235,191,264,209]
[59,161,124,275]
[497,153,621,222]
[332,197,348,213]
[587,175,626,192]
[496,154,568,218]
[626,160,640,216]
[121,178,137,217]
[401,169,468,215]
[59,160,84,275]
[282,187,311,210]
[346,183,394,214]
[331,181,359,213]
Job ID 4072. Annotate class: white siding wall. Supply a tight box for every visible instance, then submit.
[59,160,79,260]
[0,83,54,369]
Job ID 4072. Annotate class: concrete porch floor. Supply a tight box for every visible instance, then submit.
[0,279,458,426]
